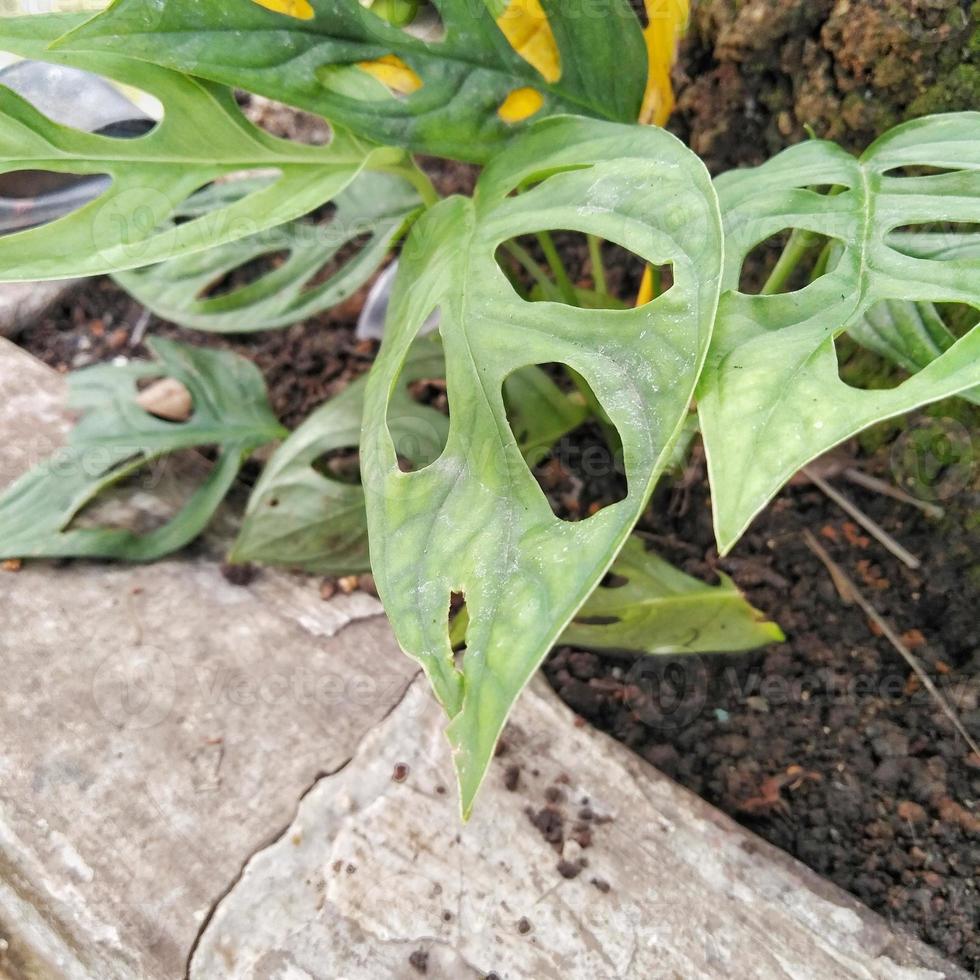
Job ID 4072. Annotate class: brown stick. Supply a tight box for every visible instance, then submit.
[803,466,921,570]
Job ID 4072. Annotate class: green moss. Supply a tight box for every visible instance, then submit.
[911,64,980,116]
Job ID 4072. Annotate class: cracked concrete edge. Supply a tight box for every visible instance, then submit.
[189,676,969,980]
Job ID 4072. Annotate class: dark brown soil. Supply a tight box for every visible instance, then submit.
[671,0,978,174]
[547,443,980,971]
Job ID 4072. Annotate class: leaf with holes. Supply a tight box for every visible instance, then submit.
[114,170,420,332]
[0,338,285,561]
[699,113,980,554]
[0,13,392,281]
[361,116,722,815]
[60,0,649,162]
[848,233,980,405]
[564,537,783,654]
[232,338,585,572]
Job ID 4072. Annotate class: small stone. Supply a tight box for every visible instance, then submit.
[408,949,428,974]
[357,573,378,597]
[504,764,521,792]
[392,762,410,783]
[1,558,22,572]
[319,578,337,600]
[556,859,583,880]
[516,916,532,935]
[136,377,193,422]
[896,800,927,826]
[591,877,611,893]
[337,575,359,595]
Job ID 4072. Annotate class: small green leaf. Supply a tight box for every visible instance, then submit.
[0,14,388,281]
[232,339,585,572]
[0,338,285,561]
[564,538,784,654]
[114,171,420,332]
[699,113,980,553]
[362,116,723,815]
[60,0,648,162]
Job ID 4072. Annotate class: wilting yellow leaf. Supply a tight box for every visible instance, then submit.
[639,0,689,126]
[495,0,561,84]
[357,54,423,95]
[251,0,315,20]
[497,86,544,123]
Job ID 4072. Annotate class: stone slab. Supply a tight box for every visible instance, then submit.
[189,675,968,980]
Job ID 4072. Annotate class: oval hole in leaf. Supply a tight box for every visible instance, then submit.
[236,92,332,146]
[0,170,112,235]
[363,0,446,41]
[882,165,963,178]
[385,316,450,473]
[0,59,162,137]
[504,363,627,522]
[354,54,424,99]
[197,249,291,300]
[311,446,362,485]
[572,614,621,626]
[495,230,669,308]
[887,221,980,259]
[299,231,374,294]
[835,333,909,392]
[67,448,205,534]
[738,228,842,294]
[600,569,630,588]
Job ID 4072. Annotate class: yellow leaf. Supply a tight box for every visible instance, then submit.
[357,54,423,95]
[251,0,315,20]
[639,0,689,126]
[497,86,544,124]
[495,0,561,84]
[636,264,654,306]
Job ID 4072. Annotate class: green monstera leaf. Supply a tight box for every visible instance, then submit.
[564,537,784,654]
[0,14,395,281]
[59,0,648,162]
[232,337,586,572]
[699,113,980,553]
[0,338,285,561]
[361,116,723,815]
[114,170,421,332]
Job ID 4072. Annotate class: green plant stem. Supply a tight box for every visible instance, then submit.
[501,241,555,297]
[650,264,662,300]
[587,234,607,298]
[761,228,822,295]
[809,240,834,282]
[536,231,579,306]
[380,155,440,207]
